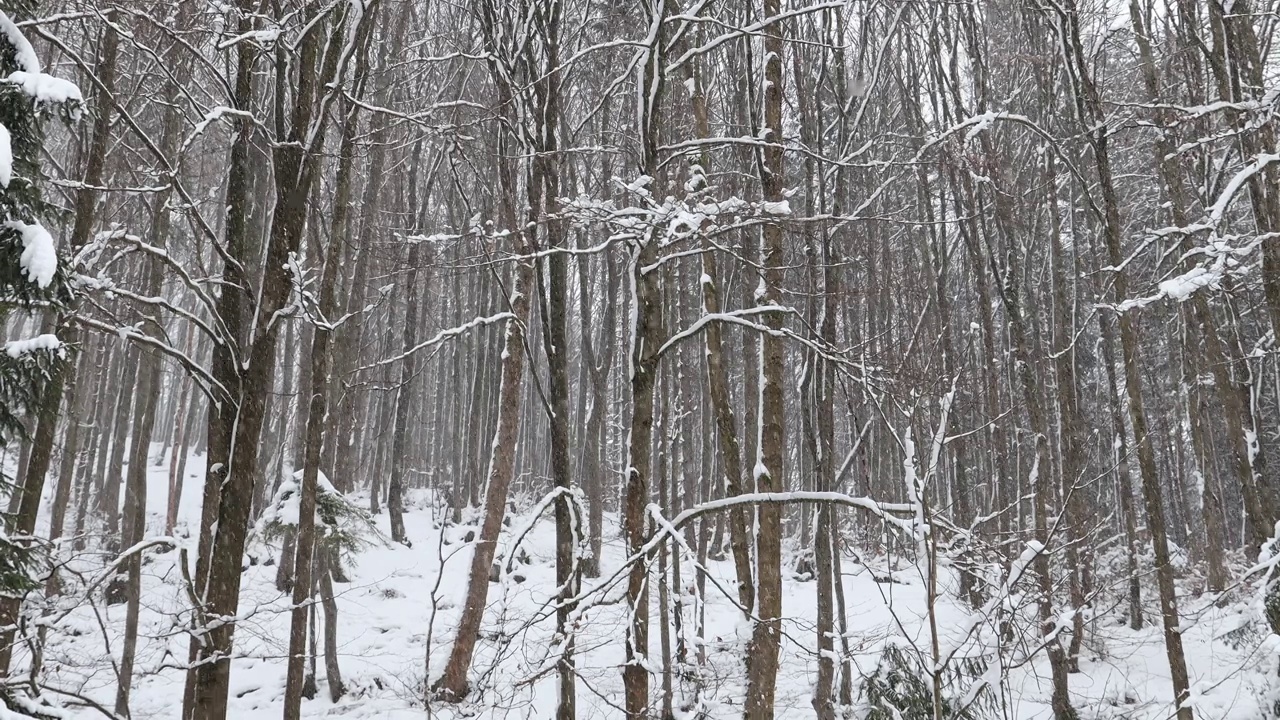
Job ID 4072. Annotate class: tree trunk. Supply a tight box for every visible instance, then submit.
[46,350,81,548]
[386,224,431,546]
[283,82,368,720]
[317,552,345,702]
[186,6,367,717]
[1059,4,1193,715]
[117,43,184,709]
[433,260,534,700]
[744,2,787,715]
[534,9,578,710]
[166,340,194,536]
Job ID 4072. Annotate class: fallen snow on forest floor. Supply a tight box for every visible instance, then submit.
[15,449,1277,719]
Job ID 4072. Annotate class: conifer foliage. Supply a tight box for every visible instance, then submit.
[0,0,77,448]
[0,0,78,600]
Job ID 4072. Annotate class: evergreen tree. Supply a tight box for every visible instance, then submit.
[0,1,77,449]
[0,0,79,586]
[0,7,80,717]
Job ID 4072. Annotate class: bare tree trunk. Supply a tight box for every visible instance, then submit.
[431,2,561,695]
[978,201,1077,720]
[116,34,186,708]
[575,241,613,579]
[433,259,533,701]
[681,42,753,615]
[533,8,578,710]
[166,336,195,536]
[1127,0,1230,591]
[620,7,668,717]
[1059,4,1193,715]
[386,148,435,547]
[656,386,673,718]
[1100,314,1143,629]
[96,351,134,541]
[1043,153,1092,672]
[744,2,787,715]
[317,551,345,701]
[808,149,840,720]
[74,346,120,550]
[183,2,257,709]
[283,83,369,720]
[46,350,81,548]
[187,7,368,718]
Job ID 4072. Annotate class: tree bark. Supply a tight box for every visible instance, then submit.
[1059,4,1193,715]
[433,260,533,701]
[283,77,369,720]
[186,6,369,717]
[743,2,787,715]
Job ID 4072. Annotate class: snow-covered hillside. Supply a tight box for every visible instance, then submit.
[10,449,1268,720]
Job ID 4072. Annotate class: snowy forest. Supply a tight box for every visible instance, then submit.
[0,0,1279,718]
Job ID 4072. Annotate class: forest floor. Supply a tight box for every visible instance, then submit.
[21,449,1274,719]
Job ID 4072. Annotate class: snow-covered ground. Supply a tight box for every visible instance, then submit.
[16,447,1275,719]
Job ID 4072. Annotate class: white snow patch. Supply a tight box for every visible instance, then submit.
[0,122,11,187]
[1160,266,1219,300]
[9,446,1273,720]
[4,333,60,358]
[760,200,791,215]
[6,71,82,105]
[6,219,56,287]
[0,12,40,73]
